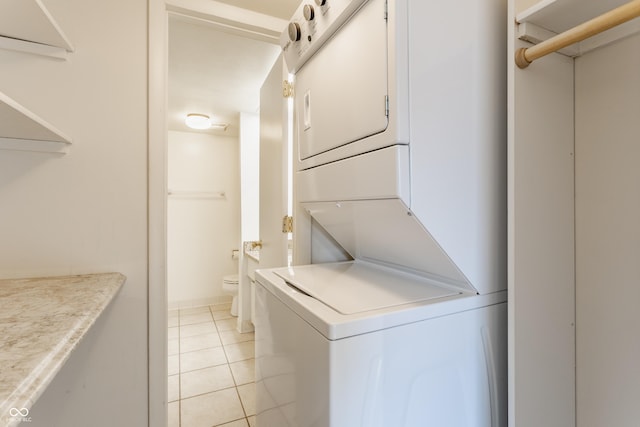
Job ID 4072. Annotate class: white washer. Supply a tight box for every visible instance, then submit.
[256,0,508,424]
[255,261,506,426]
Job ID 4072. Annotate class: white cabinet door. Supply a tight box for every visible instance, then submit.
[259,55,290,270]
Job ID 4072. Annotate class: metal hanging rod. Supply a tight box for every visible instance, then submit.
[515,0,640,68]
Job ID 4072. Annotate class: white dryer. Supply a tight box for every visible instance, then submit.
[256,0,507,425]
[289,0,507,295]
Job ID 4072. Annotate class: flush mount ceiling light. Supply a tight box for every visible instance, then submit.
[184,114,229,131]
[185,113,211,130]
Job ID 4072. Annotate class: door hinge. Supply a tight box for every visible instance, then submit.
[283,80,294,98]
[385,95,389,117]
[282,215,293,233]
[384,0,388,20]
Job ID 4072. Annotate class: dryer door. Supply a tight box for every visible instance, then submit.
[295,0,388,161]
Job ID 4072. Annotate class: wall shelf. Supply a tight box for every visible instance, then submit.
[0,0,74,153]
[0,0,74,58]
[0,91,71,154]
[517,0,640,57]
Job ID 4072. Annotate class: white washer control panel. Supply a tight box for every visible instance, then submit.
[280,0,369,73]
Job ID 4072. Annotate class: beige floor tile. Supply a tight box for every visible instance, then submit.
[180,321,217,338]
[215,318,238,332]
[180,311,214,326]
[238,382,256,416]
[181,364,235,399]
[168,401,180,427]
[212,309,233,321]
[224,341,255,363]
[217,418,249,427]
[181,346,228,373]
[180,332,222,353]
[229,359,255,385]
[168,374,180,402]
[210,302,232,312]
[168,354,180,376]
[180,306,211,315]
[220,330,254,346]
[181,388,245,427]
[167,306,256,427]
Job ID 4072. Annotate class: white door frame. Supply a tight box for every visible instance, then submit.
[148,1,285,425]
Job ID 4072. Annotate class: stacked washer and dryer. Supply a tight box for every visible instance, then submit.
[255,0,507,426]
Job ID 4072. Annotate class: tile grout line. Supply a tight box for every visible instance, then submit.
[171,304,252,427]
[212,304,251,426]
[178,384,242,402]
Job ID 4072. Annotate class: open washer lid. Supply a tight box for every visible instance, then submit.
[274,261,460,316]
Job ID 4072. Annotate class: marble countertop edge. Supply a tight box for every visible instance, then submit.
[0,272,126,425]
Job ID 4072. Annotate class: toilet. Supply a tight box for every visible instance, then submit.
[222,274,239,316]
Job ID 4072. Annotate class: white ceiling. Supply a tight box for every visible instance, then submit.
[168,1,300,136]
[212,0,300,20]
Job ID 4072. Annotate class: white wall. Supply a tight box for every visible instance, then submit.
[0,0,148,425]
[575,32,640,427]
[167,130,241,309]
[240,112,260,242]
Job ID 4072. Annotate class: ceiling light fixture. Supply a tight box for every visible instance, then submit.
[185,113,211,130]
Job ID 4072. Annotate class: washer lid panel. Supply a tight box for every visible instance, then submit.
[274,261,459,315]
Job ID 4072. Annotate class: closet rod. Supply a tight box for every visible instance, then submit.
[515,0,640,68]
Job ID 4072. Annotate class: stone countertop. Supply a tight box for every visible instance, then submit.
[0,273,125,426]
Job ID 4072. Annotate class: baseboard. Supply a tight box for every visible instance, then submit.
[168,295,233,311]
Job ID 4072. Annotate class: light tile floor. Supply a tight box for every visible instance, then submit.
[168,304,256,427]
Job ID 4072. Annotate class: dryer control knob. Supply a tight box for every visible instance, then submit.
[288,22,301,42]
[303,4,315,21]
[315,0,327,5]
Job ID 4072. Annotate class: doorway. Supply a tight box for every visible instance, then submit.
[166,13,279,313]
[149,1,297,425]
[166,13,280,427]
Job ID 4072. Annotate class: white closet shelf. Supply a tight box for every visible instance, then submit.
[517,0,640,57]
[0,91,71,154]
[0,0,74,58]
